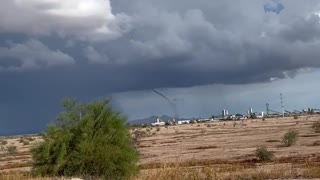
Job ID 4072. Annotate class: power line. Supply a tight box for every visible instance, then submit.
[280,93,284,117]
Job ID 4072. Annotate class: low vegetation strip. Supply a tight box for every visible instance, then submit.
[136,162,320,180]
[187,145,218,150]
[139,154,320,170]
[136,159,320,180]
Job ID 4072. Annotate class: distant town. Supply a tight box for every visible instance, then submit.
[130,106,320,127]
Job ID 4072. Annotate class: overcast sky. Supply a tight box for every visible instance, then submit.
[1,0,320,135]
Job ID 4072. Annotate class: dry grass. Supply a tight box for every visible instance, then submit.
[0,173,82,180]
[136,160,320,180]
[136,163,291,180]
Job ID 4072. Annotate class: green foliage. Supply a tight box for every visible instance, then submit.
[312,121,320,133]
[255,146,274,161]
[7,146,17,155]
[31,99,139,179]
[282,130,299,147]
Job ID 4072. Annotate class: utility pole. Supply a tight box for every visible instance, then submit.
[280,93,284,118]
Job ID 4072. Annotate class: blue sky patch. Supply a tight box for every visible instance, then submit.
[264,0,285,14]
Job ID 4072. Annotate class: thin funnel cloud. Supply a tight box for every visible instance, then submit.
[152,89,179,119]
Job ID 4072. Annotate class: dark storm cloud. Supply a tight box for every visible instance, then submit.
[278,15,320,42]
[2,0,320,134]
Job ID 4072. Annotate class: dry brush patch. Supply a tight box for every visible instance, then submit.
[135,162,301,180]
[0,173,83,180]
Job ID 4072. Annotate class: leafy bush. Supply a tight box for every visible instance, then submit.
[282,130,299,147]
[255,146,274,161]
[312,121,320,133]
[31,99,139,179]
[7,146,17,155]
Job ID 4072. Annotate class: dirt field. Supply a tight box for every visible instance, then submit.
[136,115,320,164]
[1,115,320,179]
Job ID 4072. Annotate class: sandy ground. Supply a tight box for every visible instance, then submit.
[1,115,320,175]
[0,135,41,173]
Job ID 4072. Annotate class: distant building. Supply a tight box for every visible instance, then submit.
[177,120,190,125]
[255,112,265,119]
[151,117,165,126]
[235,114,247,120]
[222,109,229,119]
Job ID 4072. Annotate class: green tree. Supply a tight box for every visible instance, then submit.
[31,99,139,179]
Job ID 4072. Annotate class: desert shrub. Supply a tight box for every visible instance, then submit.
[156,127,161,132]
[0,140,7,145]
[27,137,35,141]
[282,130,299,147]
[255,146,273,161]
[22,140,30,145]
[7,146,17,155]
[132,129,149,141]
[152,132,156,136]
[312,121,320,133]
[31,99,139,179]
[293,115,299,120]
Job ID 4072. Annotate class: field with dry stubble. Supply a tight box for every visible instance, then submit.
[2,115,320,179]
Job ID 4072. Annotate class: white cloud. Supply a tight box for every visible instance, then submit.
[0,39,74,71]
[0,0,130,41]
